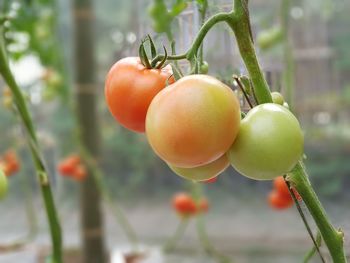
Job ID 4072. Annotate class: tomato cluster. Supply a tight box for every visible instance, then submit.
[0,150,20,177]
[57,154,87,181]
[172,192,209,217]
[268,176,301,210]
[105,57,304,182]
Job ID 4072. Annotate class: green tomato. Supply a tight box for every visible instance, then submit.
[271,92,284,105]
[168,154,229,181]
[257,26,283,50]
[228,103,304,180]
[0,170,8,200]
[200,61,209,74]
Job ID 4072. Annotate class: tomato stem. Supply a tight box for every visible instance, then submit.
[0,28,62,262]
[163,217,189,253]
[288,162,347,263]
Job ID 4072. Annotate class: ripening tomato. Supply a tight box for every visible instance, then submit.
[105,57,174,133]
[268,190,293,210]
[228,103,303,180]
[274,176,302,201]
[168,154,228,182]
[146,75,241,168]
[172,193,197,216]
[0,170,8,200]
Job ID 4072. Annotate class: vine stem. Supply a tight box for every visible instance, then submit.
[288,162,346,262]
[162,217,189,253]
[0,30,62,262]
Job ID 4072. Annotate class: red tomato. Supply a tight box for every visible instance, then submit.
[146,75,241,168]
[105,57,174,133]
[72,165,87,181]
[2,150,20,176]
[268,190,293,210]
[58,155,81,176]
[273,176,302,201]
[172,193,197,216]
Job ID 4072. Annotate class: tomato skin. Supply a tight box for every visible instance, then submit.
[228,103,304,180]
[172,193,197,216]
[168,154,229,182]
[0,170,8,200]
[105,57,174,133]
[146,75,241,168]
[268,190,293,210]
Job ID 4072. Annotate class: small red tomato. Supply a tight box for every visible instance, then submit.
[72,165,87,181]
[198,198,209,213]
[273,176,302,201]
[58,154,81,176]
[105,57,174,133]
[172,193,197,216]
[268,190,293,210]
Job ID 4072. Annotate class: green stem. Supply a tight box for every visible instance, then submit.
[163,218,189,253]
[288,162,347,263]
[228,3,272,104]
[0,30,62,262]
[303,231,322,263]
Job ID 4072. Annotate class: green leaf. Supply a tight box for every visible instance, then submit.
[170,0,187,17]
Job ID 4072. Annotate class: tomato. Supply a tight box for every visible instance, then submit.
[58,155,81,176]
[271,92,284,105]
[0,170,8,200]
[172,192,197,216]
[200,61,209,74]
[72,165,87,181]
[168,154,228,181]
[198,198,209,213]
[203,175,218,184]
[268,190,293,210]
[146,75,241,168]
[2,150,20,176]
[105,57,174,133]
[228,103,303,180]
[274,176,302,201]
[257,26,283,50]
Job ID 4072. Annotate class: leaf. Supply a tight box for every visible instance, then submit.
[170,0,187,17]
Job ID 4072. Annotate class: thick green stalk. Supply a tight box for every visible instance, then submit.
[288,162,346,263]
[0,31,62,262]
[228,2,272,104]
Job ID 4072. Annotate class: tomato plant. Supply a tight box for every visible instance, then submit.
[0,169,8,200]
[105,57,174,133]
[168,154,228,182]
[228,103,304,180]
[146,74,241,168]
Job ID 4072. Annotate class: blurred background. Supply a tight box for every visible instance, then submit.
[0,0,349,262]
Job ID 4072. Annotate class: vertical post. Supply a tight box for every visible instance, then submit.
[72,0,106,262]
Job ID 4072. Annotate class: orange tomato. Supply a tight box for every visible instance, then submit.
[268,190,293,210]
[105,57,174,133]
[72,165,87,181]
[172,192,197,216]
[58,154,81,176]
[146,75,240,168]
